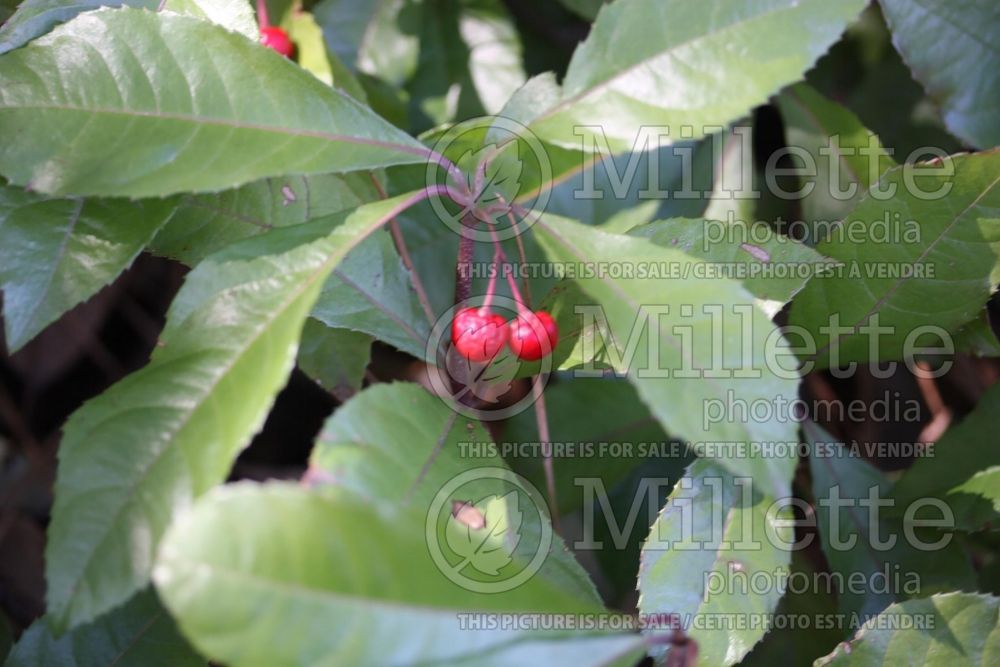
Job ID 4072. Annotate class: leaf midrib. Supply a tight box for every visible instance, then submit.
[1,102,431,158]
[535,0,830,125]
[811,171,1000,360]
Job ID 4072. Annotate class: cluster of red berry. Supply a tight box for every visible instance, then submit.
[257,0,294,57]
[451,307,558,362]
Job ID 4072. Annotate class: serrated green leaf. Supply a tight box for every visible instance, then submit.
[311,228,431,358]
[629,217,836,304]
[296,318,371,402]
[4,589,204,667]
[879,0,1000,150]
[0,185,175,351]
[148,172,378,266]
[0,8,429,197]
[502,376,687,515]
[789,151,1000,367]
[308,382,603,606]
[154,482,646,666]
[44,192,419,631]
[806,421,975,620]
[0,0,156,55]
[639,458,793,666]
[527,0,868,152]
[531,213,799,496]
[814,592,1000,666]
[162,0,259,38]
[775,83,897,242]
[891,382,1000,531]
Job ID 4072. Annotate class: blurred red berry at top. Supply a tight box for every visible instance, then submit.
[260,26,293,57]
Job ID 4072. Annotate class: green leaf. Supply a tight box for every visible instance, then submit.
[4,589,204,667]
[527,0,868,151]
[789,151,1000,367]
[638,459,793,666]
[162,0,259,38]
[308,382,602,606]
[555,0,604,21]
[154,482,647,666]
[814,592,1000,665]
[45,193,416,631]
[502,376,687,515]
[806,421,975,620]
[296,318,371,402]
[0,8,429,197]
[953,310,1000,357]
[314,0,525,131]
[148,172,379,266]
[891,382,1000,531]
[775,83,897,242]
[0,185,175,351]
[310,228,431,358]
[879,0,1000,149]
[629,217,837,304]
[531,213,799,496]
[0,0,155,55]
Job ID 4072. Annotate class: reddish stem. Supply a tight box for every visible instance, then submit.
[256,0,271,28]
[480,247,503,312]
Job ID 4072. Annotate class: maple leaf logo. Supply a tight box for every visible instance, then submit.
[445,346,520,405]
[445,492,523,576]
[454,142,524,212]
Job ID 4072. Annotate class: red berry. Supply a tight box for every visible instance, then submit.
[452,308,508,362]
[509,311,558,361]
[260,26,294,57]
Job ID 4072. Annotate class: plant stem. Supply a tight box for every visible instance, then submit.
[454,213,477,306]
[369,174,437,326]
[507,209,533,309]
[480,247,502,311]
[256,0,270,28]
[484,217,530,316]
[531,376,559,530]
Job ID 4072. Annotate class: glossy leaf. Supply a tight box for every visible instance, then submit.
[502,376,687,515]
[309,382,602,605]
[880,0,1000,149]
[4,589,204,667]
[0,8,429,197]
[775,83,897,242]
[527,0,868,151]
[806,422,975,619]
[154,482,647,666]
[314,0,524,131]
[639,459,793,666]
[531,213,799,496]
[0,185,175,351]
[148,172,378,266]
[296,319,371,402]
[815,592,1000,665]
[629,217,836,304]
[0,0,155,55]
[162,0,258,38]
[789,151,1000,367]
[310,229,431,358]
[44,193,418,631]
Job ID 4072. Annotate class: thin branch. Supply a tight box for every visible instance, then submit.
[507,208,532,308]
[454,213,478,306]
[531,376,559,531]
